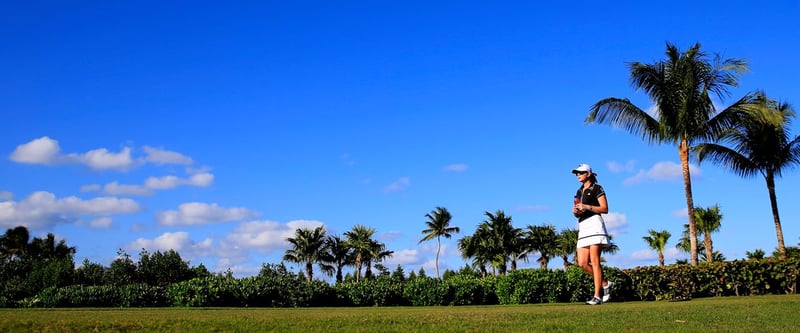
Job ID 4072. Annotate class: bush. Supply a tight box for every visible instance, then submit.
[336,277,406,306]
[445,274,495,305]
[403,277,449,306]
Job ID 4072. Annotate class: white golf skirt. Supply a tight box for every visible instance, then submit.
[577,214,610,248]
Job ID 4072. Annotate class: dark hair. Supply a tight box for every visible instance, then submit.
[587,173,598,184]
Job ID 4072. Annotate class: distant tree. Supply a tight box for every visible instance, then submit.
[391,264,406,281]
[694,205,723,262]
[555,228,578,268]
[28,233,76,262]
[0,226,30,261]
[374,263,390,277]
[344,224,376,282]
[419,206,460,279]
[701,250,726,262]
[526,224,558,269]
[325,234,352,283]
[283,226,334,282]
[643,229,671,268]
[364,241,393,279]
[461,210,518,275]
[457,234,490,277]
[588,42,752,265]
[75,259,106,285]
[106,249,138,285]
[138,249,194,286]
[772,246,800,260]
[745,249,766,260]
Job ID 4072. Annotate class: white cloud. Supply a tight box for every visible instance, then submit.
[103,182,154,196]
[73,147,134,171]
[671,208,689,218]
[143,146,193,165]
[384,248,421,266]
[623,161,702,185]
[10,136,135,171]
[607,160,636,173]
[155,202,259,226]
[88,217,113,228]
[84,172,215,197]
[443,163,468,172]
[0,191,141,230]
[383,177,410,193]
[603,212,628,236]
[630,247,682,261]
[127,232,214,259]
[80,184,101,193]
[10,137,197,172]
[145,172,214,189]
[10,136,62,164]
[213,219,326,266]
[379,230,403,242]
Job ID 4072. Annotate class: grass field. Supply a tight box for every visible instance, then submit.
[2,294,799,333]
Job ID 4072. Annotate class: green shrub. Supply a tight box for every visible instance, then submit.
[444,274,492,305]
[336,277,406,306]
[403,277,449,306]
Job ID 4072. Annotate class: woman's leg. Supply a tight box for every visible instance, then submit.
[589,244,604,297]
[576,246,592,275]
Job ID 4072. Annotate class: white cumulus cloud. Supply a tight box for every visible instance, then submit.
[623,161,701,185]
[10,136,62,164]
[155,202,259,226]
[383,177,411,193]
[0,191,141,230]
[143,146,193,165]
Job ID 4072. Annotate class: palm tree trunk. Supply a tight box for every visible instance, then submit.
[658,251,665,268]
[355,254,362,282]
[306,261,313,282]
[680,140,699,266]
[704,233,713,262]
[435,237,441,279]
[765,173,787,259]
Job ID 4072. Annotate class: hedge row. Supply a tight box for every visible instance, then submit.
[15,259,800,308]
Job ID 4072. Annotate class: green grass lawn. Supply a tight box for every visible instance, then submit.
[2,294,799,333]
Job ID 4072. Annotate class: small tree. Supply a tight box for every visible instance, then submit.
[643,229,671,268]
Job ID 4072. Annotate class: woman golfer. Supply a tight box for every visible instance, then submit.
[571,163,614,305]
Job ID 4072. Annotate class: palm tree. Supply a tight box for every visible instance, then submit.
[283,226,333,282]
[555,228,578,268]
[0,226,30,261]
[457,211,519,276]
[344,224,376,282]
[457,234,491,277]
[694,205,722,262]
[745,249,766,260]
[419,206,460,278]
[481,210,518,275]
[694,92,800,259]
[525,224,558,269]
[325,234,352,283]
[643,229,671,268]
[363,240,393,279]
[587,42,751,266]
[28,233,76,261]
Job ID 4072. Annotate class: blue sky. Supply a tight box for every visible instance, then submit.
[2,1,799,278]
